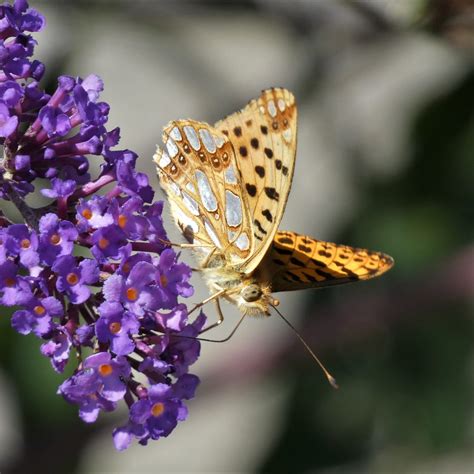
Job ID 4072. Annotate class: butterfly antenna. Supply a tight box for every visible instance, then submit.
[270,304,338,389]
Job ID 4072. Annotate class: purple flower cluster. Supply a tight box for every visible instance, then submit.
[0,0,205,450]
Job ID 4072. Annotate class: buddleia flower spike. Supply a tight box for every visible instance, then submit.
[0,0,205,450]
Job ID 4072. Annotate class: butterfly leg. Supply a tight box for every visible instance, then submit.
[188,288,227,316]
[199,298,225,334]
[196,306,246,343]
[199,246,218,269]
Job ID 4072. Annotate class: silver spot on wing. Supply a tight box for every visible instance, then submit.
[183,126,200,151]
[170,126,182,141]
[235,232,249,250]
[228,230,249,250]
[199,128,217,153]
[225,190,242,227]
[195,170,217,212]
[224,165,238,184]
[169,182,181,196]
[267,100,277,118]
[166,138,179,158]
[213,134,225,148]
[183,192,200,216]
[158,150,171,168]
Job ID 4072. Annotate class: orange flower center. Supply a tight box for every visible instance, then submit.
[98,363,113,377]
[50,233,61,245]
[34,305,46,316]
[122,262,131,274]
[66,273,79,285]
[109,322,122,334]
[151,402,165,417]
[81,208,92,219]
[98,237,109,249]
[126,287,138,301]
[118,214,127,229]
[4,277,15,287]
[160,274,168,287]
[20,238,31,249]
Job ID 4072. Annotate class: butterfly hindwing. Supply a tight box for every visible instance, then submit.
[154,119,254,266]
[260,231,394,292]
[215,88,297,274]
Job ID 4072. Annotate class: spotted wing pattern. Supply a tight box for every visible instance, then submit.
[215,88,297,274]
[154,119,254,266]
[259,231,394,292]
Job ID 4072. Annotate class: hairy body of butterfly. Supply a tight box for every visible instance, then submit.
[154,88,393,320]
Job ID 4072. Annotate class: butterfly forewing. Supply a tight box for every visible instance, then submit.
[260,231,394,292]
[215,88,297,274]
[154,119,254,266]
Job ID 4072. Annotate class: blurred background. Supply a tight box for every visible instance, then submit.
[0,0,473,472]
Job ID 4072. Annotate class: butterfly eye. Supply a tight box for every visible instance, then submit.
[241,284,262,303]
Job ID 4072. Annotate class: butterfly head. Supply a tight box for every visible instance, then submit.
[237,281,279,316]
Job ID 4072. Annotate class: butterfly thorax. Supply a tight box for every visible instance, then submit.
[201,265,274,316]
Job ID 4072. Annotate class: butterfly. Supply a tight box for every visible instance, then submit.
[154,88,394,324]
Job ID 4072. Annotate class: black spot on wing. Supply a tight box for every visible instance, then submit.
[264,148,273,158]
[246,183,256,197]
[277,237,293,245]
[239,146,248,157]
[273,246,293,255]
[264,187,279,201]
[254,219,267,235]
[290,257,307,267]
[255,166,265,178]
[262,209,273,222]
[250,138,259,149]
[315,269,334,280]
[303,272,319,283]
[286,271,303,282]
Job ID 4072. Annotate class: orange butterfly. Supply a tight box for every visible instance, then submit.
[154,89,393,385]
